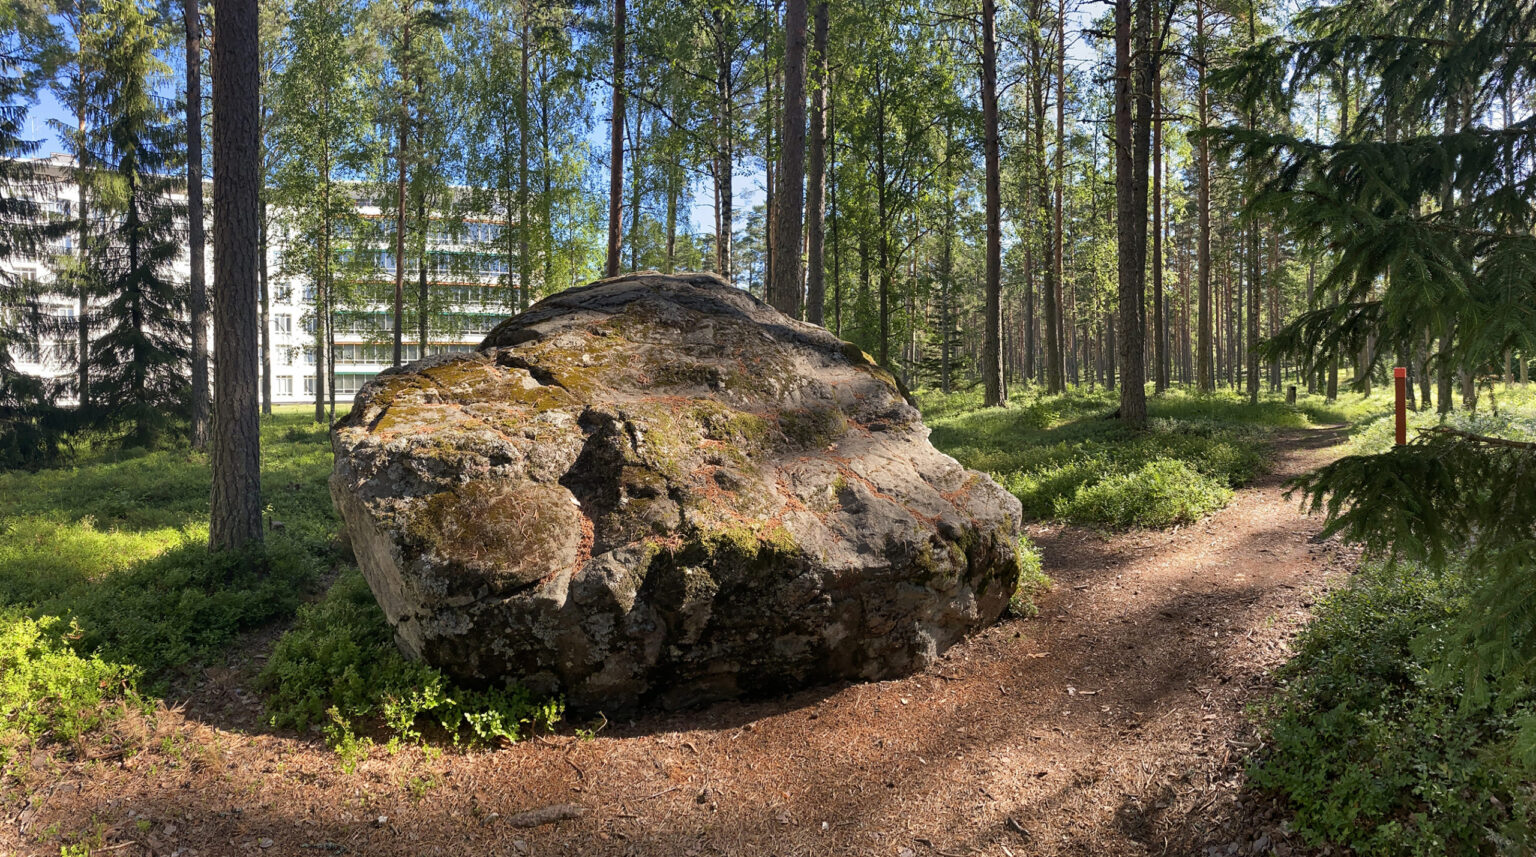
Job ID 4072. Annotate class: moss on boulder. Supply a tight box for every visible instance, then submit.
[330,272,1024,714]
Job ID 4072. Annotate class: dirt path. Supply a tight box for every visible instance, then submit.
[5,427,1358,857]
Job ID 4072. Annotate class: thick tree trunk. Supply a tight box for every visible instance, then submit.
[186,0,210,449]
[605,0,625,277]
[210,0,264,551]
[981,0,1003,406]
[712,12,734,279]
[803,0,827,325]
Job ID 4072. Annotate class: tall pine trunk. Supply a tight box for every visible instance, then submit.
[1115,0,1149,427]
[769,0,807,316]
[981,0,1003,406]
[210,0,263,551]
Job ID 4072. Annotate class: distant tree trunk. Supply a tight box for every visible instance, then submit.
[186,0,210,449]
[803,0,827,325]
[259,200,271,414]
[392,20,410,367]
[1152,60,1167,395]
[210,0,264,552]
[417,191,428,354]
[76,107,90,409]
[1245,6,1260,405]
[1194,0,1212,392]
[1116,0,1148,427]
[1047,0,1066,393]
[605,0,625,278]
[711,8,734,279]
[981,0,1003,406]
[519,3,531,308]
[829,92,842,335]
[769,0,807,317]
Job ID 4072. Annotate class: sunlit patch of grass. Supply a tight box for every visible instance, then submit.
[919,384,1347,528]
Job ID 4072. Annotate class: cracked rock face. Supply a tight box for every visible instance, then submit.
[330,272,1024,714]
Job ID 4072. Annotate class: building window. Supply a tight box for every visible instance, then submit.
[273,314,292,334]
[276,376,293,395]
[275,286,293,304]
[303,375,315,394]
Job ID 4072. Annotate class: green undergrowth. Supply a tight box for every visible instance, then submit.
[0,408,339,764]
[1347,383,1536,456]
[1249,559,1536,855]
[922,385,1358,528]
[1,406,563,764]
[257,568,562,761]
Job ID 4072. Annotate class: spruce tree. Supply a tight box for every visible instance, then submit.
[0,1,65,466]
[1225,0,1536,685]
[82,0,190,447]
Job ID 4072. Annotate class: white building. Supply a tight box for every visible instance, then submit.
[3,154,514,407]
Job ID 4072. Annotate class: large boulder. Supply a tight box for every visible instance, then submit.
[330,272,1025,714]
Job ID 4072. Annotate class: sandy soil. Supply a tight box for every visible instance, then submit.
[3,426,1359,857]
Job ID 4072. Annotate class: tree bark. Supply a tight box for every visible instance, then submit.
[769,0,807,317]
[803,0,827,325]
[1116,0,1148,427]
[210,0,264,551]
[605,0,625,277]
[981,0,1004,406]
[1245,5,1260,404]
[186,0,210,449]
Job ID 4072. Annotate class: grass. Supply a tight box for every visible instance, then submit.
[921,384,1373,528]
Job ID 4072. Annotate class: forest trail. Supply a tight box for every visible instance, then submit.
[6,426,1358,857]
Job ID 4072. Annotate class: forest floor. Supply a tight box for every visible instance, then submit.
[5,425,1359,857]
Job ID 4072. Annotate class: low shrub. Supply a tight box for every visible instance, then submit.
[257,569,562,749]
[0,609,138,764]
[1008,535,1050,618]
[1249,561,1536,856]
[1054,458,1231,527]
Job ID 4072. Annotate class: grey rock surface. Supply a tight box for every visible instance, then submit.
[330,271,1025,713]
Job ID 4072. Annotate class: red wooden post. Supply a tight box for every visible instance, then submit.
[1394,366,1407,446]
